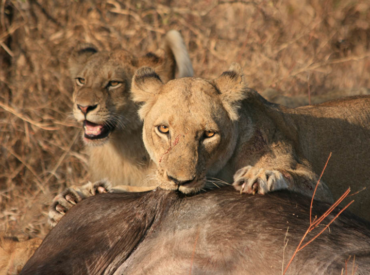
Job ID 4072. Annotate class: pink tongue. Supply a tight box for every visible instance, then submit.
[85,124,103,136]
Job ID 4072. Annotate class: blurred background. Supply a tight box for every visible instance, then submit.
[1,0,370,241]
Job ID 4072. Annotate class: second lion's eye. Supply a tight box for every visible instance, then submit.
[158,125,169,134]
[107,81,122,88]
[204,130,216,138]
[76,78,85,86]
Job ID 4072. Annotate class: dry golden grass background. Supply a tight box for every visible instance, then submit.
[1,0,370,241]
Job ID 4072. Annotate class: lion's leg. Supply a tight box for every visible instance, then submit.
[48,181,158,226]
[286,167,334,202]
[232,165,334,203]
[48,180,113,226]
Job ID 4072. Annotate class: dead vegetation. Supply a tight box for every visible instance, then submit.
[282,153,356,274]
[1,0,370,242]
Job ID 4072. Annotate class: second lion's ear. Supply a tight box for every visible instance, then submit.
[68,44,98,78]
[131,67,163,104]
[213,63,248,121]
[132,67,163,120]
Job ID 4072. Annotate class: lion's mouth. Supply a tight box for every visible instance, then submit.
[177,178,206,194]
[83,120,113,140]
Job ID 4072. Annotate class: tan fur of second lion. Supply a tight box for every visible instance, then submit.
[131,64,370,220]
[261,87,370,108]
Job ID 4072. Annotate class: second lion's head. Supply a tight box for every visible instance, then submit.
[132,64,249,193]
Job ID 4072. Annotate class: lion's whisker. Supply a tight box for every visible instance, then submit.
[206,177,231,186]
[207,180,220,189]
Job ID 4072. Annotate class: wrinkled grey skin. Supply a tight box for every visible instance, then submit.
[22,187,370,275]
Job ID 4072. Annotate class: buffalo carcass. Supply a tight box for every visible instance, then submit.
[22,187,370,275]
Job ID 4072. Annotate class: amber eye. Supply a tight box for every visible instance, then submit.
[76,78,85,86]
[158,125,169,134]
[204,130,216,138]
[108,81,122,88]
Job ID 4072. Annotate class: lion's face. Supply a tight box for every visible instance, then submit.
[69,45,176,146]
[132,65,247,193]
[71,50,139,146]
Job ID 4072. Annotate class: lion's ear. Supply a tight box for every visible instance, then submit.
[137,48,175,84]
[68,44,98,78]
[132,66,163,101]
[213,63,248,121]
[132,67,163,119]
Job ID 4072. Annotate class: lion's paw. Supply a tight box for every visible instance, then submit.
[48,180,112,226]
[92,180,112,194]
[232,166,289,195]
[48,187,84,226]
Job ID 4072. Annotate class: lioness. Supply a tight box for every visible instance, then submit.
[0,237,42,275]
[130,64,370,219]
[261,87,370,108]
[22,188,370,274]
[48,30,193,225]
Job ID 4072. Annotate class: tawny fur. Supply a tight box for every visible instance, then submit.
[48,30,193,226]
[261,87,370,108]
[0,237,42,275]
[131,64,370,220]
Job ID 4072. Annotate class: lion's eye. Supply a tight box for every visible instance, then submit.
[76,78,85,86]
[158,125,169,134]
[204,131,216,138]
[107,81,122,88]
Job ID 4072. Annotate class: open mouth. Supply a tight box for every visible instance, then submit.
[83,120,114,140]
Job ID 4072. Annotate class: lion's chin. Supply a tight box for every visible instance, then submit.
[178,181,205,194]
[158,179,205,194]
[83,134,110,146]
[156,174,206,194]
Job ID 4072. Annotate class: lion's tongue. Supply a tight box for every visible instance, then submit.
[84,121,103,136]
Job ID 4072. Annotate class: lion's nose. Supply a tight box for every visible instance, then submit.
[77,104,98,115]
[167,174,196,186]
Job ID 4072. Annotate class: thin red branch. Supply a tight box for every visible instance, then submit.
[283,229,309,273]
[345,256,350,275]
[311,188,351,230]
[347,187,366,197]
[189,229,200,275]
[283,152,357,274]
[299,200,354,251]
[310,152,332,224]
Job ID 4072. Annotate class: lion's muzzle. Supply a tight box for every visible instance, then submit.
[167,174,196,186]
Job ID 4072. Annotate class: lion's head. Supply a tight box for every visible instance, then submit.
[131,64,248,193]
[69,31,192,146]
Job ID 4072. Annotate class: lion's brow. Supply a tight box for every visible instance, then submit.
[78,47,98,55]
[136,72,162,83]
[209,82,222,95]
[220,71,237,79]
[144,52,161,64]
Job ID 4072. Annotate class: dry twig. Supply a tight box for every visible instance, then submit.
[0,102,58,131]
[283,153,355,274]
[189,229,200,275]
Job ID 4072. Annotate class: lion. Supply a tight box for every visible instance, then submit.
[130,64,370,220]
[48,30,193,225]
[0,237,42,275]
[261,87,370,108]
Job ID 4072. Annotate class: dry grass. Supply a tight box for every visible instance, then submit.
[1,0,370,241]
